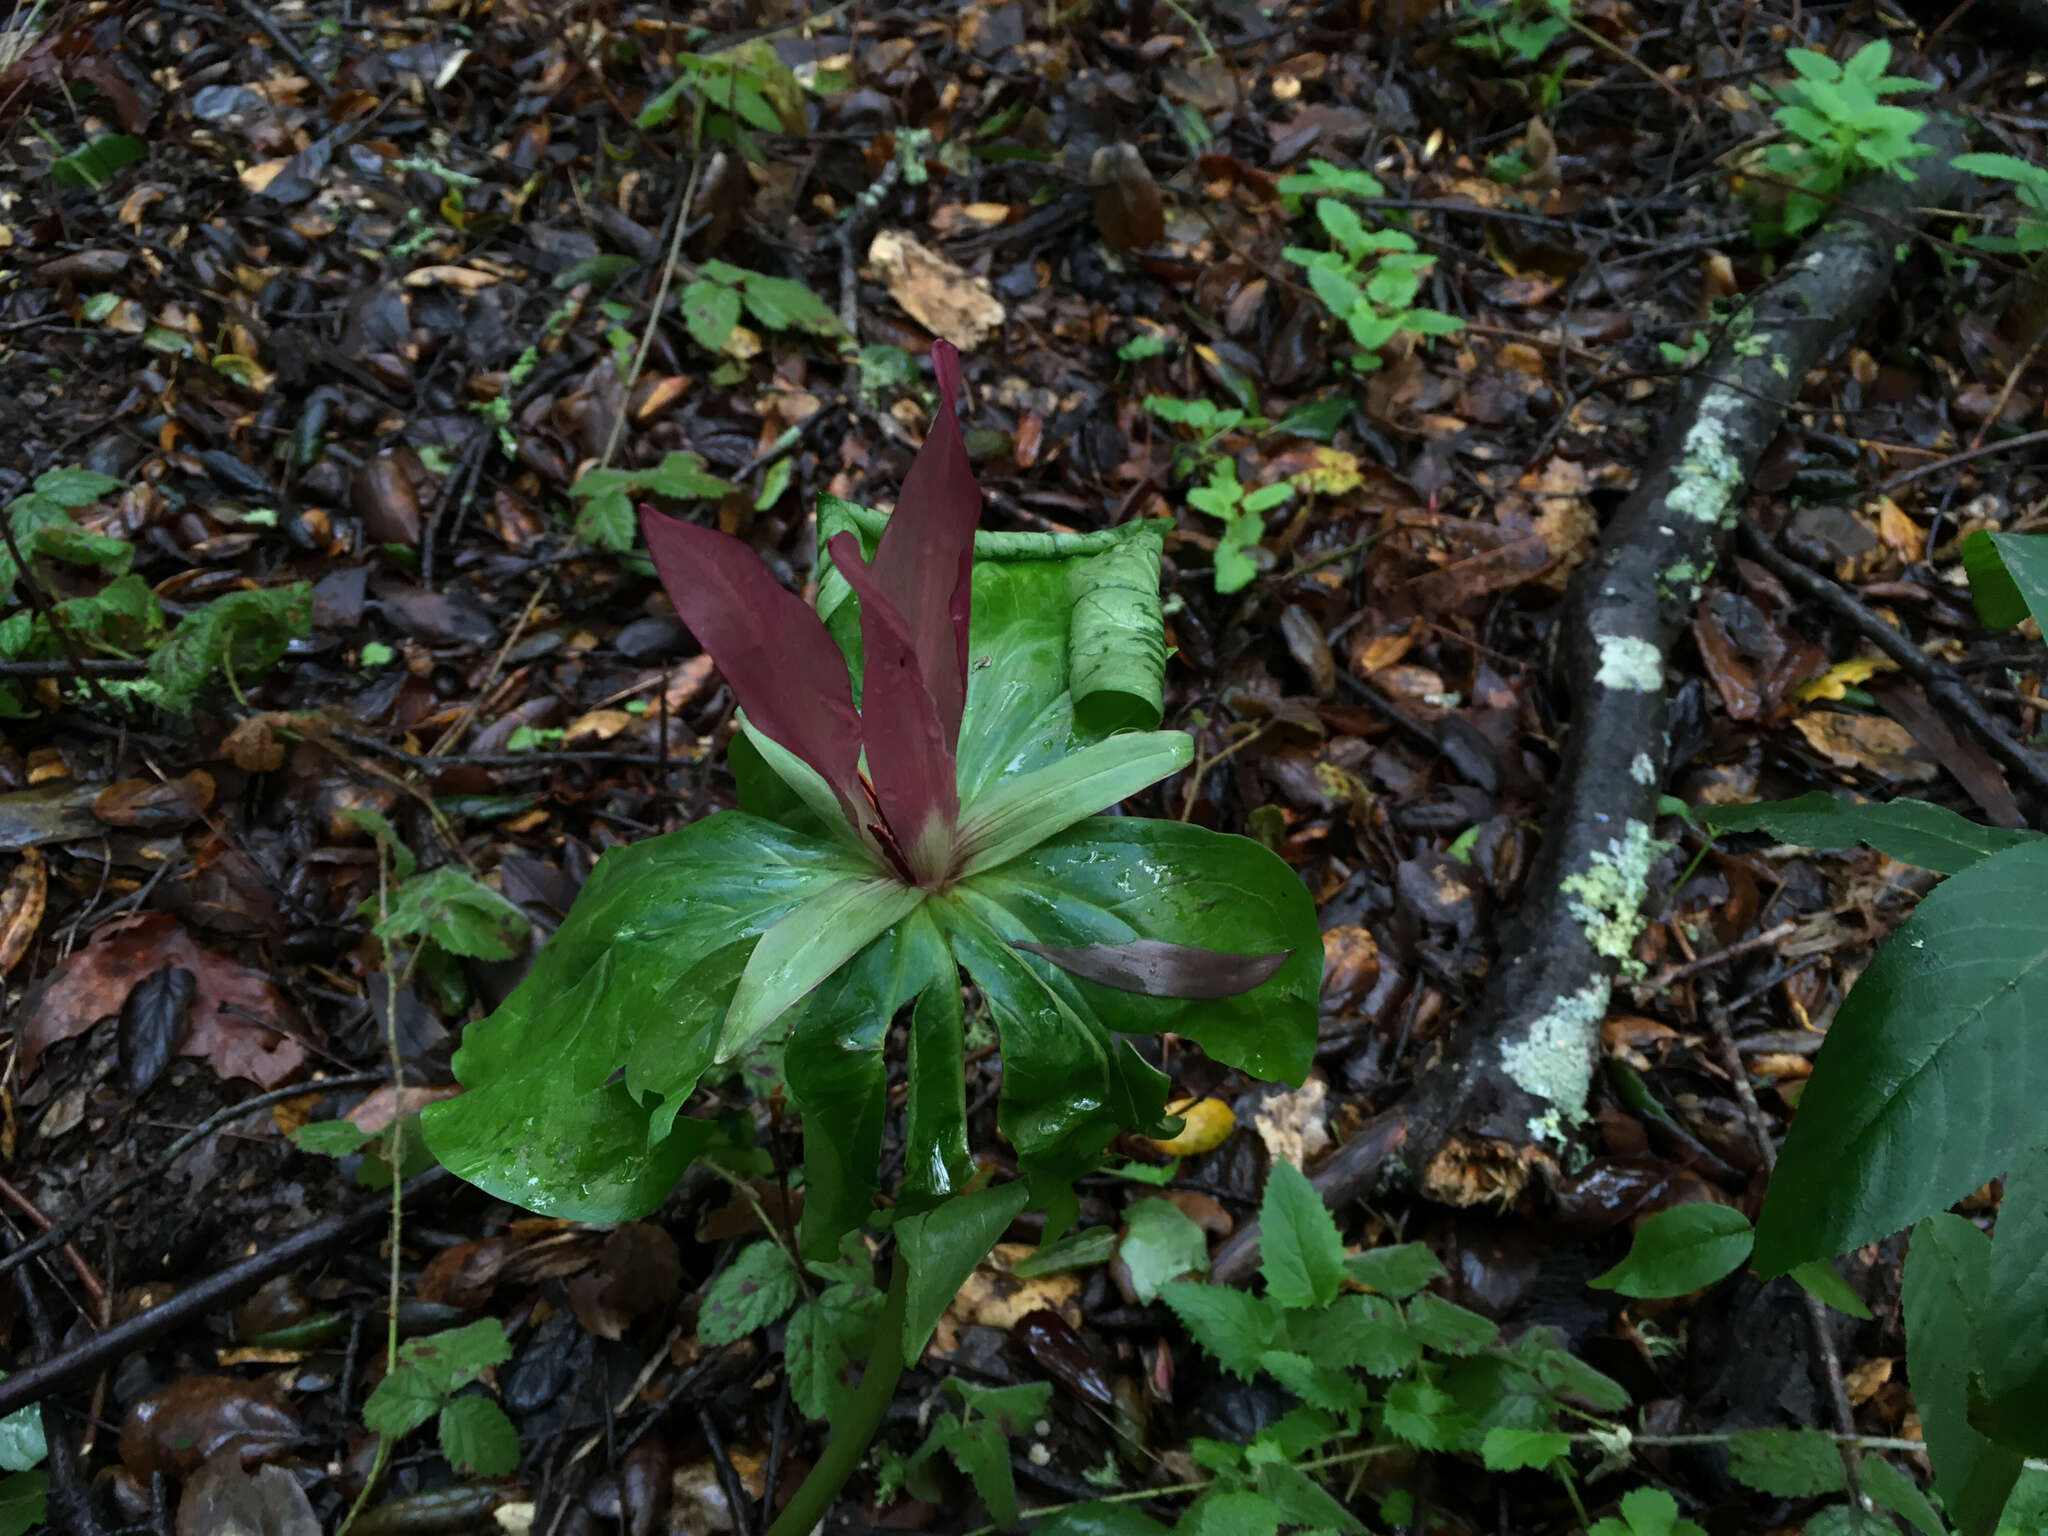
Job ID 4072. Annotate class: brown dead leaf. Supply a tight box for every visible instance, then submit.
[400,264,500,292]
[24,912,302,1085]
[1348,622,1419,676]
[944,1243,1083,1332]
[867,230,1005,351]
[564,708,635,743]
[1793,711,1938,782]
[93,771,215,829]
[568,1222,683,1339]
[1844,1356,1893,1405]
[0,850,44,977]
[345,1083,461,1135]
[120,1376,300,1481]
[220,715,289,773]
[1253,1077,1331,1169]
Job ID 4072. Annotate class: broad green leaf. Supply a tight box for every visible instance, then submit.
[47,133,145,188]
[1259,1160,1345,1309]
[372,865,530,960]
[0,1387,42,1474]
[1754,843,2048,1273]
[1344,1242,1446,1299]
[1726,1427,1846,1497]
[1970,1136,2048,1451]
[0,1472,45,1536]
[717,874,925,1062]
[1159,1279,1285,1379]
[896,1182,1032,1364]
[1590,1204,1752,1297]
[952,730,1193,877]
[1589,1487,1706,1536]
[1701,791,2040,875]
[1961,530,2048,632]
[1255,1460,1366,1534]
[290,1119,372,1157]
[363,1365,443,1436]
[32,466,123,505]
[1119,1197,1210,1302]
[146,584,312,713]
[1380,1377,1467,1448]
[1789,1258,1873,1319]
[1187,1491,1285,1536]
[438,1396,518,1475]
[739,272,841,337]
[1904,1214,2022,1536]
[33,520,131,572]
[697,1240,800,1344]
[639,449,736,501]
[1483,1427,1571,1471]
[784,916,936,1258]
[948,1377,1052,1433]
[737,719,864,852]
[1859,1454,1944,1536]
[933,895,1168,1230]
[1011,1224,1117,1277]
[901,916,973,1209]
[1286,1292,1416,1376]
[1402,1293,1498,1355]
[1999,1467,2048,1533]
[1514,1325,1633,1411]
[679,279,742,352]
[397,1319,510,1392]
[422,812,863,1220]
[953,817,1321,1084]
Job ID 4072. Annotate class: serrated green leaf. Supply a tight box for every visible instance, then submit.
[398,1319,511,1392]
[1403,1292,1498,1355]
[1344,1242,1445,1298]
[738,272,841,336]
[438,1396,518,1475]
[1288,1292,1417,1376]
[1380,1377,1466,1448]
[574,486,636,551]
[1159,1280,1284,1379]
[373,864,530,960]
[146,583,312,714]
[1482,1427,1571,1471]
[32,467,123,506]
[1589,1486,1706,1536]
[640,449,736,502]
[1701,791,2040,875]
[1858,1453,1944,1536]
[1591,1204,1753,1297]
[1754,843,2048,1274]
[1726,1427,1847,1497]
[363,1364,445,1436]
[787,1279,884,1420]
[680,279,742,352]
[1258,1348,1372,1413]
[1259,1161,1345,1310]
[698,1240,801,1345]
[1119,1197,1210,1303]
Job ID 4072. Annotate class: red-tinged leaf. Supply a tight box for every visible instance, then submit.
[867,338,980,745]
[1014,939,1292,1000]
[640,507,864,819]
[826,530,959,881]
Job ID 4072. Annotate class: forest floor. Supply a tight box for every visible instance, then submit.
[3,0,2048,1531]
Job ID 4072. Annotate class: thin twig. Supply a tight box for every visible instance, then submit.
[1875,424,2048,496]
[232,0,336,99]
[1635,920,1799,992]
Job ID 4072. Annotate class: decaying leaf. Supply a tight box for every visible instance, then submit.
[0,850,46,977]
[866,230,1005,351]
[1792,711,1938,782]
[1251,1075,1331,1169]
[24,911,302,1086]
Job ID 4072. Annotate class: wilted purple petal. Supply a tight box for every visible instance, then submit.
[641,507,864,822]
[868,338,980,748]
[1014,939,1292,1000]
[826,530,958,882]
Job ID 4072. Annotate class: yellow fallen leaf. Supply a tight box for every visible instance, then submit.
[565,708,635,743]
[1792,656,1895,703]
[1288,447,1363,498]
[402,264,500,292]
[1147,1097,1236,1157]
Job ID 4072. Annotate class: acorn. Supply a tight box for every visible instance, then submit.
[1090,143,1165,252]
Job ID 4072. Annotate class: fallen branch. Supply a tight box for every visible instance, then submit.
[1215,121,1972,1282]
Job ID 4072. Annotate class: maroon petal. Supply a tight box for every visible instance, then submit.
[826,530,959,880]
[640,507,863,816]
[868,338,980,748]
[1014,939,1292,1000]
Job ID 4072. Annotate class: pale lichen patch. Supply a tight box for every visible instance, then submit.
[1596,634,1663,692]
[1561,819,1664,979]
[1630,751,1656,786]
[1501,980,1608,1137]
[1664,398,1745,526]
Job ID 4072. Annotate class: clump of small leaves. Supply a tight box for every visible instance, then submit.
[1952,150,2048,255]
[1283,199,1464,370]
[1456,0,1572,66]
[568,448,736,551]
[361,1320,518,1477]
[679,259,843,354]
[1746,39,1932,243]
[1187,459,1292,593]
[636,40,805,159]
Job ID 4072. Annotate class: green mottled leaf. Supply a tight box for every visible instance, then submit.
[698,1241,800,1344]
[1119,1197,1210,1303]
[1755,843,2048,1273]
[1591,1204,1753,1297]
[897,1182,1031,1364]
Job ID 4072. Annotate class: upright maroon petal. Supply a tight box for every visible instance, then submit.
[868,338,980,747]
[640,507,864,816]
[826,531,959,882]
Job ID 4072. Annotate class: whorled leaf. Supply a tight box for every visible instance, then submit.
[1015,937,1291,1000]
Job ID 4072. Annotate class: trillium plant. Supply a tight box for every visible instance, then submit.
[422,341,1320,1529]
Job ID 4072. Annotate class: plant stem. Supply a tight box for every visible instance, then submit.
[763,1250,910,1536]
